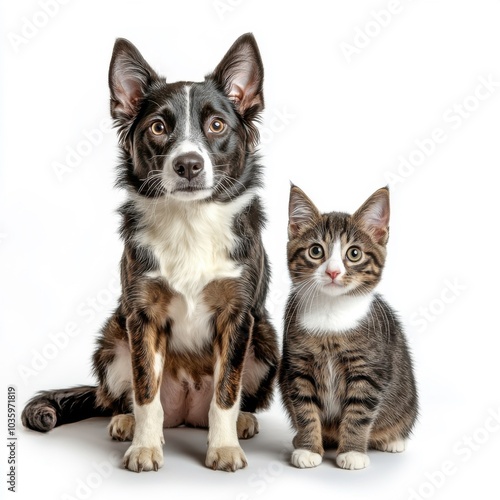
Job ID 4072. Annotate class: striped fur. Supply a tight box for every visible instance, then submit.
[279,185,418,469]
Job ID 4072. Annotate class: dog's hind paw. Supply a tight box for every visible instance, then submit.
[109,414,135,441]
[237,412,259,439]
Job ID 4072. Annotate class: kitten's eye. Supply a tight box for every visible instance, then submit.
[308,245,324,260]
[150,121,166,135]
[209,118,226,134]
[346,246,363,262]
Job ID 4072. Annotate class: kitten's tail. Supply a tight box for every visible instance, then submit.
[21,386,112,432]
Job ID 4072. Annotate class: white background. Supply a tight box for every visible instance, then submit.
[1,1,499,499]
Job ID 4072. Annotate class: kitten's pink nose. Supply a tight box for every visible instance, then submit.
[326,270,340,281]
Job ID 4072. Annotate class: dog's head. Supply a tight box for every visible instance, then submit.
[109,34,264,202]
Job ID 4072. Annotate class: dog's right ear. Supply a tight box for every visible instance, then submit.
[109,38,160,122]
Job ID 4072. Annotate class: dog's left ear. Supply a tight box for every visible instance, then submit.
[211,33,264,116]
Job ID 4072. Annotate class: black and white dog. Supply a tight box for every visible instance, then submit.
[22,34,279,473]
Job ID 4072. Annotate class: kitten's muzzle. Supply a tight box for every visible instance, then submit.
[173,152,204,181]
[326,270,340,281]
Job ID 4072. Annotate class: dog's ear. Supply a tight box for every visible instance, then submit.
[109,38,160,122]
[211,33,264,116]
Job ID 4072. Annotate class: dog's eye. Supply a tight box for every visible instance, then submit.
[150,121,166,135]
[209,119,226,134]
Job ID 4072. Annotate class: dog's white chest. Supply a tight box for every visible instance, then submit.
[135,193,255,351]
[137,196,250,294]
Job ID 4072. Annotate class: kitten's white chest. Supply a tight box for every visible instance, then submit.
[299,293,374,334]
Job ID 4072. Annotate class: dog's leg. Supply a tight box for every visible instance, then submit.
[122,281,170,472]
[206,312,254,472]
[123,314,166,472]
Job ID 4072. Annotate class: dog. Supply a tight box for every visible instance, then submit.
[22,33,279,473]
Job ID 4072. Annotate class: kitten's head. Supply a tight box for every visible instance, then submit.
[287,185,390,298]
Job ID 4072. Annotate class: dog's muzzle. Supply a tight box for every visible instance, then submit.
[173,152,204,182]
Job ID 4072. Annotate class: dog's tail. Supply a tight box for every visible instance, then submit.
[22,386,112,432]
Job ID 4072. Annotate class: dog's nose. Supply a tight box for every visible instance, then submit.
[173,153,204,181]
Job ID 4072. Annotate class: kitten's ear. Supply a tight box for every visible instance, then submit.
[288,184,322,239]
[109,38,160,122]
[353,187,390,245]
[210,33,264,115]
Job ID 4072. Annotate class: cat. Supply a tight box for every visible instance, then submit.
[279,184,418,470]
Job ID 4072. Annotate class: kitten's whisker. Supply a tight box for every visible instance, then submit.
[286,278,319,332]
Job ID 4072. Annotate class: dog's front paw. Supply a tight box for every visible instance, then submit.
[336,451,370,470]
[291,449,323,468]
[206,446,247,472]
[123,445,164,472]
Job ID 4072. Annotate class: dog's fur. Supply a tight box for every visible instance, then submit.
[22,34,279,472]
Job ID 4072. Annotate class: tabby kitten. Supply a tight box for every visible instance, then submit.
[279,185,418,470]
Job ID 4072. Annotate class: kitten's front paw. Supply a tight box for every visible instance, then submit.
[336,451,370,470]
[291,449,323,468]
[123,445,164,472]
[206,446,247,472]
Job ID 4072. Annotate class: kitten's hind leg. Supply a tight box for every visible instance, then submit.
[109,414,135,441]
[369,423,409,453]
[371,438,406,453]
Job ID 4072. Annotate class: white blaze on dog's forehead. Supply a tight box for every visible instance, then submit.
[184,84,191,138]
[173,139,203,156]
[159,84,218,196]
